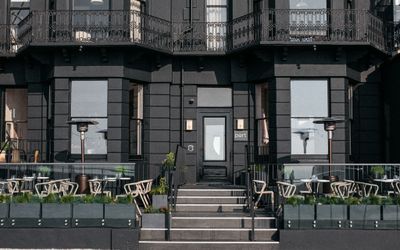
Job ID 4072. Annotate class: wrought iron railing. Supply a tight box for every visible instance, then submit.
[0,9,393,55]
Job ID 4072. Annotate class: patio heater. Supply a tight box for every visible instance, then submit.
[313,117,345,181]
[67,119,98,194]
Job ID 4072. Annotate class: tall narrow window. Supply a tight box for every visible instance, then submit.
[129,83,143,157]
[206,0,227,51]
[9,0,30,52]
[256,84,269,146]
[70,80,108,155]
[291,80,328,155]
[289,0,327,41]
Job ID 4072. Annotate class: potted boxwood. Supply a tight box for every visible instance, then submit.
[348,196,381,229]
[370,165,385,179]
[316,196,347,229]
[141,206,169,228]
[72,195,108,227]
[104,195,136,228]
[41,194,73,227]
[0,195,10,227]
[9,193,41,227]
[151,177,168,209]
[38,166,51,177]
[115,165,127,178]
[283,195,304,229]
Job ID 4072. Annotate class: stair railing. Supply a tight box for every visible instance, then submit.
[245,145,256,241]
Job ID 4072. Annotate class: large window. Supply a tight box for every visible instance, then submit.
[70,80,108,155]
[289,0,327,41]
[206,0,227,50]
[291,80,328,155]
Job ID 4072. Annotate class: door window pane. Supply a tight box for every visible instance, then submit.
[204,117,225,161]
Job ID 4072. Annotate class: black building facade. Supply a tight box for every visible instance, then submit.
[0,0,394,183]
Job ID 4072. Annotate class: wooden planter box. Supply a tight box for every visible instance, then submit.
[316,204,347,229]
[141,213,166,228]
[349,205,381,229]
[381,205,398,229]
[72,203,104,227]
[9,203,41,227]
[152,195,168,209]
[104,204,136,228]
[41,203,72,227]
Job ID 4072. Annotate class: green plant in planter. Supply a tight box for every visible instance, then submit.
[144,206,170,214]
[382,196,394,205]
[362,195,382,205]
[41,193,60,203]
[150,177,168,195]
[162,152,175,170]
[38,166,51,177]
[60,194,77,204]
[0,194,11,203]
[115,165,127,177]
[13,193,41,203]
[304,195,317,205]
[285,196,304,206]
[115,195,133,204]
[370,165,384,178]
[345,196,361,205]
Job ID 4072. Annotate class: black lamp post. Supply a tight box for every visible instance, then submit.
[67,119,98,193]
[313,117,345,179]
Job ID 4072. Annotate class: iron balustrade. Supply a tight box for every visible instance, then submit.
[0,9,393,55]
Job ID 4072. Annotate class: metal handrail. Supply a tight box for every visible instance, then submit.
[245,145,256,241]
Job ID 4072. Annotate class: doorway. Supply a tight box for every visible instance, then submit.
[197,109,232,182]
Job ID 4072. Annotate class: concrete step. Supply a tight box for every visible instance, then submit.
[171,216,276,229]
[178,189,246,197]
[139,241,279,250]
[140,228,278,241]
[175,204,247,212]
[176,196,247,204]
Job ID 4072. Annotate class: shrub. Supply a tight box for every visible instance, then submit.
[42,193,60,203]
[150,177,168,195]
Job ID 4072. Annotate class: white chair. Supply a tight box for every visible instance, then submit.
[89,179,103,196]
[122,181,146,216]
[330,182,351,199]
[300,181,314,195]
[253,180,274,208]
[7,179,21,195]
[356,181,379,197]
[276,181,296,198]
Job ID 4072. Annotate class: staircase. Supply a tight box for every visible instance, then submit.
[139,185,279,250]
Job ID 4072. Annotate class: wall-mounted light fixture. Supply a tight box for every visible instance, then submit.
[185,120,193,131]
[91,0,104,5]
[236,119,245,130]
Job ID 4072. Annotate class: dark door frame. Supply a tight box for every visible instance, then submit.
[197,108,233,182]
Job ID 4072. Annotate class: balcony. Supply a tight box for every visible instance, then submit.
[0,9,390,56]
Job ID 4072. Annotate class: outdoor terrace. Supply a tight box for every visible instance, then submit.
[0,9,390,56]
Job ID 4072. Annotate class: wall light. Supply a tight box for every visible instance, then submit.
[185,120,193,131]
[236,119,245,130]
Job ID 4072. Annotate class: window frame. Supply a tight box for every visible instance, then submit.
[290,78,330,156]
[69,80,108,157]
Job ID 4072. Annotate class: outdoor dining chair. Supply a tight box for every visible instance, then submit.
[89,179,104,196]
[300,181,313,195]
[118,181,144,216]
[356,181,379,197]
[330,182,351,199]
[276,181,296,198]
[253,180,274,209]
[0,181,8,195]
[7,179,20,195]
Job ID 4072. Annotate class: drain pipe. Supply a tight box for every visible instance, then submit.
[180,59,184,147]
